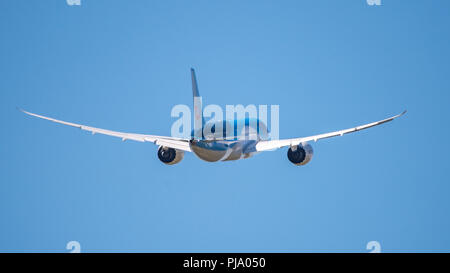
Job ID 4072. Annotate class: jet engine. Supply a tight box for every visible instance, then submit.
[157,146,184,165]
[287,142,314,166]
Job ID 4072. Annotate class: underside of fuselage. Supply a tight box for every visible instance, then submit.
[189,139,258,162]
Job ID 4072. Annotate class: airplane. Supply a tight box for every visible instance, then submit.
[20,68,406,166]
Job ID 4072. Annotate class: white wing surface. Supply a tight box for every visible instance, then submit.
[20,109,192,152]
[256,111,406,152]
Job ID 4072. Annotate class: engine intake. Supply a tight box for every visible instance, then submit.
[287,143,313,166]
[157,146,184,165]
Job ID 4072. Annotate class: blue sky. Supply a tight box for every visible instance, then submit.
[1,0,449,252]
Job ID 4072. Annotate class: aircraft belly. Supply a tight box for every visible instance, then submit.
[222,149,242,161]
[189,141,228,162]
[189,140,255,162]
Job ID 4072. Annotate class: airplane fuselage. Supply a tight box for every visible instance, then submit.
[190,139,259,162]
[189,118,266,162]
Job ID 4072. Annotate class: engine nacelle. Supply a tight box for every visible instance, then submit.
[157,146,184,165]
[287,142,314,166]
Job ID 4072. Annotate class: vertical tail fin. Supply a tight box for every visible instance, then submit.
[191,68,203,138]
[191,68,200,98]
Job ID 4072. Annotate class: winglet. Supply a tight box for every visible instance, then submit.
[396,110,407,119]
[18,107,37,117]
[17,107,30,115]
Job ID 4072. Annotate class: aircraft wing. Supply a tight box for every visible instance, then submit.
[256,111,406,152]
[20,109,192,152]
